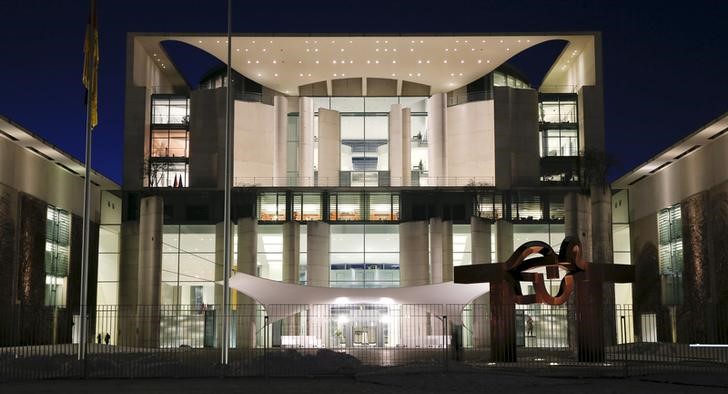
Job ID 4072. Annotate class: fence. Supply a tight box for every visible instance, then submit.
[1,303,727,380]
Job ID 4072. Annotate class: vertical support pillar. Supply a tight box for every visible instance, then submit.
[306,221,330,347]
[306,221,330,287]
[317,109,340,187]
[591,184,615,346]
[491,219,515,361]
[136,195,163,348]
[282,221,300,336]
[298,97,314,186]
[399,221,430,287]
[429,217,452,283]
[470,216,491,348]
[236,217,257,348]
[389,104,404,186]
[426,93,446,186]
[565,191,593,352]
[273,96,288,186]
[118,220,139,346]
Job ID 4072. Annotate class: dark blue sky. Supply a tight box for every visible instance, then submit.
[2,0,728,184]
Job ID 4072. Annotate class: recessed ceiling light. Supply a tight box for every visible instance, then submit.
[153,53,157,56]
[392,60,396,63]
[299,73,304,76]
[333,73,337,76]
[315,60,320,64]
[376,40,380,44]
[419,40,424,43]
[384,48,388,52]
[236,48,240,52]
[269,40,273,43]
[314,48,318,52]
[459,73,463,76]
[216,40,220,43]
[341,73,345,76]
[453,48,458,51]
[198,40,202,43]
[391,73,396,76]
[333,60,337,64]
[410,48,414,52]
[450,73,454,76]
[416,73,421,77]
[375,60,379,64]
[262,48,267,52]
[331,40,335,43]
[257,73,262,77]
[411,40,415,44]
[245,48,248,52]
[376,48,380,52]
[307,73,311,76]
[418,60,422,64]
[506,48,510,51]
[477,59,482,63]
[252,40,256,43]
[486,60,491,63]
[409,73,412,76]
[393,48,397,52]
[443,60,447,63]
[460,60,465,64]
[306,49,310,52]
[298,60,302,64]
[305,40,309,44]
[340,48,344,52]
[384,40,388,44]
[272,60,277,64]
[366,60,371,64]
[247,60,251,64]
[426,60,430,64]
[445,48,449,52]
[255,60,259,64]
[274,73,278,77]
[499,40,503,43]
[448,82,455,86]
[349,60,353,64]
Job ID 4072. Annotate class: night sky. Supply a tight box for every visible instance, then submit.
[2,0,727,184]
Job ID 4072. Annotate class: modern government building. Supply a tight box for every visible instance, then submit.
[1,32,725,351]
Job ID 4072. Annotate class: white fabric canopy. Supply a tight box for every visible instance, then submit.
[228,273,490,324]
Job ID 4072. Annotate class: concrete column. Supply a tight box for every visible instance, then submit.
[282,222,300,284]
[136,195,163,348]
[564,192,592,261]
[117,220,139,346]
[495,220,514,262]
[273,96,288,186]
[236,217,257,348]
[401,108,412,186]
[399,221,429,287]
[429,218,453,283]
[298,97,315,186]
[470,216,491,348]
[306,221,330,347]
[317,108,340,187]
[306,221,330,287]
[389,105,413,186]
[389,104,404,186]
[471,216,492,265]
[426,93,446,185]
[282,222,300,336]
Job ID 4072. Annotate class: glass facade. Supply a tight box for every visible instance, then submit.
[148,94,190,188]
[330,224,399,288]
[44,206,70,307]
[313,97,427,187]
[538,94,578,157]
[161,225,218,306]
[658,204,683,305]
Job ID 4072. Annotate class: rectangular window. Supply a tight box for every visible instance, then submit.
[45,206,71,307]
[330,193,362,221]
[152,95,190,125]
[658,204,683,305]
[292,193,322,221]
[258,193,286,221]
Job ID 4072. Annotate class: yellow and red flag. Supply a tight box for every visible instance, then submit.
[82,0,99,129]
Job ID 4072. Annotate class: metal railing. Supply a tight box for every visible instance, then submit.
[1,303,726,380]
[233,176,495,188]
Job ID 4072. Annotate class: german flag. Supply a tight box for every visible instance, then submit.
[82,0,99,129]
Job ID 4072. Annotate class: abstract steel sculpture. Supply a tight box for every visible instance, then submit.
[455,236,634,362]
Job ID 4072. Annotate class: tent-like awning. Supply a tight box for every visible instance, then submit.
[228,272,490,324]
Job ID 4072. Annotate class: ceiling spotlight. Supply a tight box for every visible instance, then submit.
[257,73,262,77]
[375,60,379,64]
[410,48,414,52]
[367,60,371,64]
[299,73,304,76]
[340,48,344,52]
[272,60,277,64]
[236,48,240,52]
[443,60,447,63]
[426,60,430,64]
[315,60,320,64]
[333,73,337,76]
[333,60,337,64]
[477,59,482,63]
[262,48,267,52]
[274,73,278,77]
[307,73,311,76]
[418,60,422,63]
[416,73,421,76]
[392,60,396,63]
[460,60,465,63]
[506,48,510,51]
[247,60,251,64]
[391,73,396,76]
[198,40,202,43]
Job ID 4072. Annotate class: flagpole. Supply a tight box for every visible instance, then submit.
[221,0,233,365]
[78,34,95,363]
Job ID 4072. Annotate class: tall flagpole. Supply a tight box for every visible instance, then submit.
[221,0,233,365]
[78,18,96,363]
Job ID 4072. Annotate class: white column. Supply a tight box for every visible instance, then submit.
[306,221,330,287]
[389,105,412,186]
[471,216,492,265]
[429,218,453,283]
[470,215,491,348]
[399,221,430,287]
[273,96,288,186]
[282,222,300,283]
[426,93,446,185]
[401,107,412,186]
[564,192,592,261]
[317,108,340,186]
[236,217,257,348]
[136,195,163,348]
[389,104,404,186]
[298,97,314,186]
[495,220,514,262]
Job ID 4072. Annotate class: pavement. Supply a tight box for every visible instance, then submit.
[2,369,727,393]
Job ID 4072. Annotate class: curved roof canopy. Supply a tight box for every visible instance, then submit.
[228,272,489,323]
[134,33,597,94]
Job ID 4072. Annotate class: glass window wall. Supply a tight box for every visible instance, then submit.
[258,192,286,221]
[330,224,399,288]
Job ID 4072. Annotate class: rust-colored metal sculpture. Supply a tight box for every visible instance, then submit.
[455,236,634,362]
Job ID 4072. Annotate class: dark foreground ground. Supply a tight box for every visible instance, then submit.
[2,368,728,394]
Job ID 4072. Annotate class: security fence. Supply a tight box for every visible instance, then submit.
[1,303,727,380]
